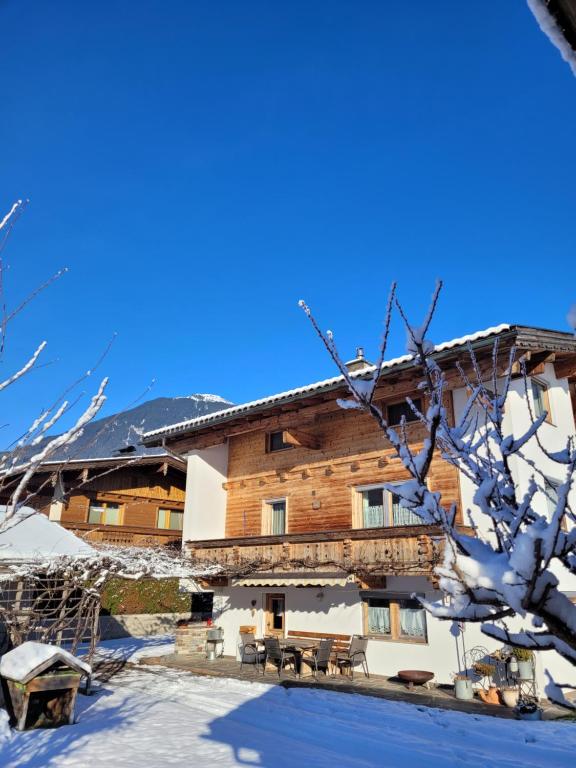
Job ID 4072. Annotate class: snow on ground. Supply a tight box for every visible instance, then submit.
[0,637,575,767]
[88,634,175,663]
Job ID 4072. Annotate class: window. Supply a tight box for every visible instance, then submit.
[263,499,287,535]
[87,501,121,526]
[157,508,184,531]
[355,485,424,528]
[387,398,422,426]
[531,380,551,422]
[363,594,427,642]
[267,431,293,452]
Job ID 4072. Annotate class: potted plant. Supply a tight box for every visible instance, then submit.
[453,673,474,701]
[515,699,543,721]
[511,648,534,680]
[473,662,496,680]
[500,686,520,708]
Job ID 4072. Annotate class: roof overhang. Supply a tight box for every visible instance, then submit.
[231,573,356,588]
[142,324,576,447]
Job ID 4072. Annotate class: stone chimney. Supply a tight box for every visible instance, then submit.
[345,347,372,372]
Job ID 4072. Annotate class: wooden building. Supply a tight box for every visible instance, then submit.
[143,324,576,686]
[2,455,187,548]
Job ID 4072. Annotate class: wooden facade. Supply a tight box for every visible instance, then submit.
[4,457,187,548]
[143,326,576,577]
[223,402,461,538]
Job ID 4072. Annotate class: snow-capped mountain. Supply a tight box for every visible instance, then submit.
[20,394,232,463]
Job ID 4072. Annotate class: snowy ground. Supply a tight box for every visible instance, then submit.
[0,637,575,767]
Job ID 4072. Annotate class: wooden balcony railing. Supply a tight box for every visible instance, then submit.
[186,525,443,577]
[60,521,182,548]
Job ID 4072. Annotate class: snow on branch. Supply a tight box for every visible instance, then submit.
[527,0,576,77]
[302,283,576,706]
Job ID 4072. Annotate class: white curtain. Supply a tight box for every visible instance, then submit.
[271,502,286,535]
[391,493,424,526]
[362,489,385,527]
[368,605,391,635]
[399,606,426,638]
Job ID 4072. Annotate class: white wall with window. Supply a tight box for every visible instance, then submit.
[354,484,424,528]
[211,574,495,684]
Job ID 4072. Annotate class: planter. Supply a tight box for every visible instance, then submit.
[517,660,533,680]
[500,687,520,708]
[515,704,543,721]
[454,678,474,701]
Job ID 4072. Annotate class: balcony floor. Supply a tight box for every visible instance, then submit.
[134,653,565,720]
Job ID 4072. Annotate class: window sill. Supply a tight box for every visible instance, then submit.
[365,634,428,645]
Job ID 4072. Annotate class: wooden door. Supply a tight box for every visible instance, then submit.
[264,593,285,637]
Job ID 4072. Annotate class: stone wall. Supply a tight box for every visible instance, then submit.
[175,621,210,655]
[99,612,190,640]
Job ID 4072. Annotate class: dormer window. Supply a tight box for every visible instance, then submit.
[267,431,293,452]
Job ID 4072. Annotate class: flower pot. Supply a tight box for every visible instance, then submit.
[515,705,542,721]
[501,687,519,708]
[454,678,474,700]
[517,660,533,680]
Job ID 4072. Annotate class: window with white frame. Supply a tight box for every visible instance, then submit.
[531,379,551,422]
[355,484,424,528]
[363,593,427,642]
[262,498,287,535]
[87,500,121,526]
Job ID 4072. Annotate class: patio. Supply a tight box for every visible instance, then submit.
[136,652,566,720]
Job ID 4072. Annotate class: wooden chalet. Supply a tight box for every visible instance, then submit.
[1,454,187,548]
[141,324,576,685]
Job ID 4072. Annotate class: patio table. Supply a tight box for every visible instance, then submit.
[279,638,320,677]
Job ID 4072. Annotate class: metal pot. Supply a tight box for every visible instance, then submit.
[454,678,474,700]
[517,660,533,680]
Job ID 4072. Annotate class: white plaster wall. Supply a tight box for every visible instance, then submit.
[183,443,229,543]
[452,367,576,590]
[452,366,576,692]
[211,577,492,685]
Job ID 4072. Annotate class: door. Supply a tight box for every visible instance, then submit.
[264,593,285,637]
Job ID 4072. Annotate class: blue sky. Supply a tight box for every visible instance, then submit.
[1,1,575,445]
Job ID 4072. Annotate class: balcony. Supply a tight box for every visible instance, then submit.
[59,521,182,547]
[186,525,443,579]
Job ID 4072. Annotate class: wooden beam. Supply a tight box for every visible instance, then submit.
[282,429,321,450]
[554,354,576,381]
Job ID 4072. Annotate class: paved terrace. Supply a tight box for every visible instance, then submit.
[131,653,567,721]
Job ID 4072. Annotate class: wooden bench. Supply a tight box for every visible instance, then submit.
[286,630,352,655]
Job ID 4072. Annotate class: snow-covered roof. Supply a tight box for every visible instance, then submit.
[143,323,512,442]
[0,641,91,683]
[0,506,95,563]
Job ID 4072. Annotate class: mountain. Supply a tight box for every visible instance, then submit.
[18,394,232,463]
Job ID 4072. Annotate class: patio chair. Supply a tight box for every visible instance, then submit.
[263,637,298,678]
[239,632,265,672]
[335,635,369,679]
[300,638,334,679]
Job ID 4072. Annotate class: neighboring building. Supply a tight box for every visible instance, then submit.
[142,325,576,689]
[1,394,231,548]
